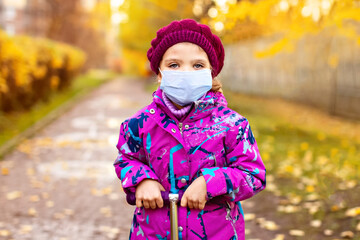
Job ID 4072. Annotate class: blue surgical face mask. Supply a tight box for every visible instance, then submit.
[159,69,212,106]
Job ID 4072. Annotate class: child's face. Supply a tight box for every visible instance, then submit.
[157,42,211,83]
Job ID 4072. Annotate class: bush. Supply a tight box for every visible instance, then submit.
[0,30,86,112]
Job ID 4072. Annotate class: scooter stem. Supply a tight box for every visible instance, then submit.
[169,193,179,240]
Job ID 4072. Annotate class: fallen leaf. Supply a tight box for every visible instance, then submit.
[289,196,302,205]
[1,167,9,176]
[244,213,256,221]
[100,207,112,218]
[64,209,74,216]
[41,192,49,199]
[263,221,279,231]
[46,201,54,208]
[306,185,315,193]
[19,225,33,234]
[340,231,354,239]
[27,168,35,176]
[91,188,102,197]
[331,205,340,212]
[29,195,40,202]
[289,229,305,237]
[277,205,300,213]
[345,207,360,217]
[6,191,22,200]
[43,175,51,183]
[272,234,285,240]
[346,180,357,189]
[0,230,11,237]
[310,220,322,228]
[102,187,112,195]
[28,208,37,217]
[305,193,319,201]
[323,229,334,236]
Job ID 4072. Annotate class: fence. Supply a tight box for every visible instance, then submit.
[220,33,360,119]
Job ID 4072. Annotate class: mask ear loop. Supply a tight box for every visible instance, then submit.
[158,68,163,84]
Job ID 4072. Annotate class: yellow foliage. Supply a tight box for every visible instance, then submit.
[216,0,360,56]
[0,29,86,111]
[255,37,292,58]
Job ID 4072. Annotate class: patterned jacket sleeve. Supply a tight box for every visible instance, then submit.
[113,119,159,194]
[200,118,266,202]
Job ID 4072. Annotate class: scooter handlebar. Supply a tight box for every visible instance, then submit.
[126,191,184,206]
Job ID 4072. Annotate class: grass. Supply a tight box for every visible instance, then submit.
[0,69,118,151]
[225,89,360,237]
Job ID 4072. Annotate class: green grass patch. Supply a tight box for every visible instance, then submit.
[225,89,360,237]
[225,90,360,196]
[0,69,118,149]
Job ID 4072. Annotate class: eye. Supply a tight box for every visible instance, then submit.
[194,63,204,69]
[168,63,179,68]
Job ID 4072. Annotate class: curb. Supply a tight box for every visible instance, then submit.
[0,78,113,160]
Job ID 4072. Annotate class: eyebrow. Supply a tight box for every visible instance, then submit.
[191,59,208,63]
[163,58,208,63]
[163,58,183,63]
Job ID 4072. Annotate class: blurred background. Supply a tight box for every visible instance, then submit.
[1,0,360,239]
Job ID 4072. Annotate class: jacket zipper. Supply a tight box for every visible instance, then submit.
[178,122,183,136]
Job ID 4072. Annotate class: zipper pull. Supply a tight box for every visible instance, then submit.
[178,122,183,135]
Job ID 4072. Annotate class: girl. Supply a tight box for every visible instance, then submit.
[114,19,266,240]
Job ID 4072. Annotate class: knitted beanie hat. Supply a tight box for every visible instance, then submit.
[147,19,225,77]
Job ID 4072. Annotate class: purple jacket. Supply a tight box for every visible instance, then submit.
[114,88,266,240]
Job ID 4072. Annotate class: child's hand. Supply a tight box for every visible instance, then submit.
[135,179,165,209]
[181,176,207,210]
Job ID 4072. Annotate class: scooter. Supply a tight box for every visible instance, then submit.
[127,191,185,240]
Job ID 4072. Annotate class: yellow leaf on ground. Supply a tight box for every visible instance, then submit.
[0,230,11,237]
[1,167,9,175]
[29,195,40,202]
[289,229,305,236]
[46,201,54,208]
[100,206,112,218]
[244,213,256,221]
[345,207,360,217]
[306,185,315,193]
[28,208,37,217]
[323,229,333,236]
[26,168,35,176]
[263,221,279,231]
[19,225,33,234]
[41,192,49,199]
[64,209,74,216]
[356,222,360,231]
[277,205,300,213]
[272,234,285,240]
[6,191,22,200]
[310,220,322,228]
[340,231,354,239]
[102,187,113,195]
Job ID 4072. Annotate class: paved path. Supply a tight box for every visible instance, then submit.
[0,77,274,240]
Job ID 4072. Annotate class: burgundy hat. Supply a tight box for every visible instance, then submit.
[147,19,225,77]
